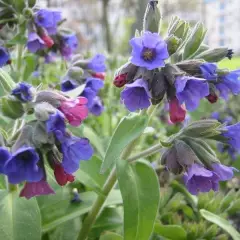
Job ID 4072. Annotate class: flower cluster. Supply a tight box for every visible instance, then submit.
[27,8,78,59]
[60,54,106,116]
[160,120,238,195]
[1,82,93,199]
[114,32,240,124]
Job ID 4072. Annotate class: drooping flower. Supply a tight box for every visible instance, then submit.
[88,54,106,72]
[89,96,104,116]
[0,147,11,174]
[27,32,45,53]
[212,163,237,181]
[59,97,88,126]
[11,82,34,102]
[121,79,151,112]
[4,147,43,184]
[81,88,97,108]
[54,163,75,186]
[0,47,10,67]
[61,77,78,92]
[56,132,93,174]
[222,122,240,152]
[216,70,240,100]
[200,62,217,81]
[46,110,66,134]
[130,31,169,70]
[175,76,209,111]
[20,179,55,199]
[34,9,62,35]
[60,33,78,59]
[183,164,219,195]
[169,97,186,123]
[85,77,104,93]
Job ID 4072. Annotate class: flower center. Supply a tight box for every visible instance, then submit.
[142,47,156,62]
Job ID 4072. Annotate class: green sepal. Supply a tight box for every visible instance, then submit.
[195,47,229,62]
[1,96,24,119]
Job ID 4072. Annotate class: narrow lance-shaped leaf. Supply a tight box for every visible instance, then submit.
[200,209,240,240]
[117,160,160,240]
[101,113,148,173]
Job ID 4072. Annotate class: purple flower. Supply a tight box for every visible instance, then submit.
[222,122,240,152]
[212,163,237,181]
[85,77,104,93]
[216,70,240,100]
[34,9,62,35]
[46,110,66,134]
[0,147,11,174]
[27,32,45,53]
[60,34,78,59]
[88,54,106,72]
[183,164,219,195]
[130,31,169,70]
[0,47,10,67]
[81,87,97,108]
[4,147,43,184]
[56,132,93,174]
[121,79,151,112]
[61,78,78,92]
[44,52,56,64]
[90,96,104,116]
[20,179,55,199]
[200,62,217,81]
[175,76,209,111]
[11,82,33,102]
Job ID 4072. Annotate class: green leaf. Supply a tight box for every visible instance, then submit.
[75,156,110,195]
[200,209,240,240]
[0,69,16,93]
[100,232,123,240]
[154,222,187,240]
[23,55,37,81]
[64,84,86,99]
[183,22,207,60]
[101,113,148,173]
[41,189,122,233]
[117,160,160,240]
[0,190,41,240]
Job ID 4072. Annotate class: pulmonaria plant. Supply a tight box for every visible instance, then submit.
[60,54,106,116]
[0,83,93,199]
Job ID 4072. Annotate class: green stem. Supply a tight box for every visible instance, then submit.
[17,44,23,73]
[77,105,157,240]
[127,143,162,162]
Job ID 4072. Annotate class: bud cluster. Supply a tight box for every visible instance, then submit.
[159,119,238,195]
[0,82,93,199]
[60,54,106,116]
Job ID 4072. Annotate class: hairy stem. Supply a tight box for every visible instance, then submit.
[77,105,157,240]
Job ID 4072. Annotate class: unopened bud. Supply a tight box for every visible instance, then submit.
[176,60,204,76]
[165,35,182,56]
[68,66,84,79]
[151,71,167,104]
[1,96,24,119]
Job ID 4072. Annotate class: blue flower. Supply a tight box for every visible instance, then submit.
[200,62,217,81]
[212,163,237,181]
[56,132,93,174]
[183,163,219,195]
[88,54,106,72]
[4,147,43,184]
[46,110,66,134]
[222,122,240,152]
[130,31,169,70]
[0,147,11,174]
[85,77,104,93]
[89,96,104,116]
[12,82,33,102]
[121,79,151,112]
[60,34,78,59]
[61,77,78,92]
[175,76,209,111]
[27,32,45,53]
[35,9,62,34]
[216,70,240,100]
[81,87,97,108]
[0,47,10,67]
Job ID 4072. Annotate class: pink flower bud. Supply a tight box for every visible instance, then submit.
[59,97,88,126]
[169,97,186,123]
[206,94,218,104]
[54,163,75,186]
[114,73,128,88]
[41,34,54,48]
[92,72,105,80]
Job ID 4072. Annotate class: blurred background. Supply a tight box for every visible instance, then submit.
[37,0,240,60]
